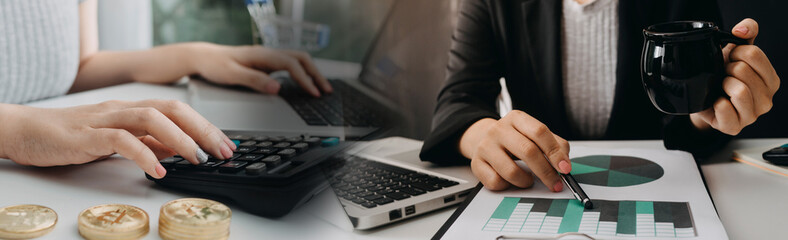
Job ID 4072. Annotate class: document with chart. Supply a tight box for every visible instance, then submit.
[439,146,727,240]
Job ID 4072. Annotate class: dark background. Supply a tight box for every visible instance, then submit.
[718,0,788,138]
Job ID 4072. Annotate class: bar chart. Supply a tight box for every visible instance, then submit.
[482,197,696,237]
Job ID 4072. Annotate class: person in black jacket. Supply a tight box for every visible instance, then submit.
[420,0,780,191]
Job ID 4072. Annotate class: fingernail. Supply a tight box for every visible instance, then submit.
[224,137,237,151]
[220,144,233,159]
[196,148,208,164]
[265,81,281,93]
[559,160,572,174]
[553,181,564,192]
[734,26,749,35]
[155,164,167,179]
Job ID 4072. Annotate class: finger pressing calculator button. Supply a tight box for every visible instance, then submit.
[245,162,267,175]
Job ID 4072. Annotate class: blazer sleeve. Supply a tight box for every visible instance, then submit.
[419,0,504,165]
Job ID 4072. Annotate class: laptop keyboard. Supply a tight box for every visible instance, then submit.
[325,156,459,209]
[279,79,387,127]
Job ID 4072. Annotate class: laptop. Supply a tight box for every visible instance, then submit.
[188,0,411,140]
[313,137,478,230]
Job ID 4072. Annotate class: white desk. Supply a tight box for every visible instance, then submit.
[7,81,788,239]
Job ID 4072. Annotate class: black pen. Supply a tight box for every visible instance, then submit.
[560,173,593,209]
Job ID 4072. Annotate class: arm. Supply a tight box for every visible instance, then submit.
[419,0,505,166]
[71,0,332,96]
[419,1,570,191]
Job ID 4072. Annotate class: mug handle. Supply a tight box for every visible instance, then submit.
[716,31,748,46]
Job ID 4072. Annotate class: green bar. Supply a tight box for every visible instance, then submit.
[558,200,585,233]
[617,201,636,234]
[546,199,569,217]
[636,201,654,214]
[491,197,520,219]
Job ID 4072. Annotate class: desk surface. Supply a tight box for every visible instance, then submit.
[8,80,788,239]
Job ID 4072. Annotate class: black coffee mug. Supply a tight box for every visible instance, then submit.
[641,21,747,115]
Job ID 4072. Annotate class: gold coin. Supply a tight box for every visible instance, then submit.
[158,198,231,240]
[0,205,57,239]
[159,198,231,226]
[78,204,149,240]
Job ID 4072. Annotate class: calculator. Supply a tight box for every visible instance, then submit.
[146,130,353,218]
[763,144,788,166]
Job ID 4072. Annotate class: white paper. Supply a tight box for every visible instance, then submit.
[440,146,728,240]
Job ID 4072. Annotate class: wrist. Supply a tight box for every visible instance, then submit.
[459,118,497,159]
[179,42,220,77]
[0,104,23,159]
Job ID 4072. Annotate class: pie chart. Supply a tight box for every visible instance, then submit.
[569,155,664,187]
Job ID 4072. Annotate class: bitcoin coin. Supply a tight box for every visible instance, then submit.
[0,205,57,239]
[158,198,231,240]
[78,204,149,240]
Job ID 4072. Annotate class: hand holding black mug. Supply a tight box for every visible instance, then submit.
[641,19,780,135]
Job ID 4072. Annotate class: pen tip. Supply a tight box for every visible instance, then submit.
[584,201,594,209]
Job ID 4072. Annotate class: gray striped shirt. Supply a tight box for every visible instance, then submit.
[0,0,81,104]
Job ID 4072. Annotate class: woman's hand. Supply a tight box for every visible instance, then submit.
[193,43,333,97]
[690,18,780,135]
[0,100,236,179]
[459,111,571,191]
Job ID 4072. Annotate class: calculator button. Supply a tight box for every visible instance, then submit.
[321,137,340,147]
[253,148,276,155]
[252,136,270,141]
[255,141,273,148]
[245,162,267,175]
[277,149,297,159]
[285,136,302,142]
[235,146,256,153]
[291,143,309,152]
[159,157,182,166]
[269,136,285,142]
[238,154,263,161]
[303,137,321,147]
[260,155,282,166]
[196,160,225,170]
[239,140,257,147]
[174,160,195,170]
[218,161,248,173]
[273,142,291,148]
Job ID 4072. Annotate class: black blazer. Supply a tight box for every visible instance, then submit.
[420,0,732,165]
